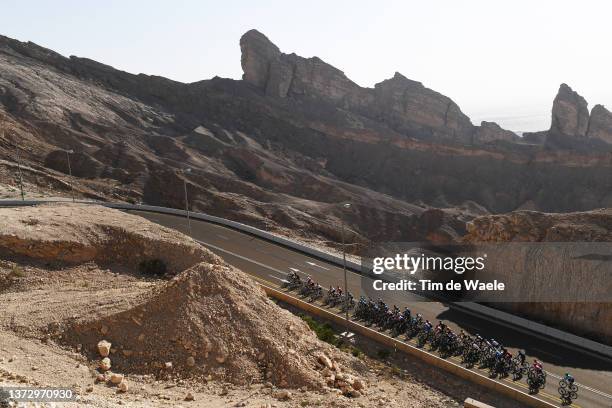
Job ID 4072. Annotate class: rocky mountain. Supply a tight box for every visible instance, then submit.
[0,30,611,251]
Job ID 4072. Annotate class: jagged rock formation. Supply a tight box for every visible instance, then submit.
[525,83,612,148]
[550,83,590,138]
[587,104,612,144]
[242,30,483,144]
[0,30,611,251]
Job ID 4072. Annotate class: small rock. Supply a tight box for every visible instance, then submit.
[97,340,112,357]
[186,356,195,367]
[86,385,94,392]
[273,390,291,400]
[95,374,106,383]
[137,333,145,342]
[99,357,111,371]
[317,354,333,369]
[164,362,173,370]
[219,387,228,396]
[352,378,365,391]
[118,381,128,393]
[100,325,109,335]
[121,350,133,357]
[31,366,38,371]
[110,373,124,384]
[348,389,361,398]
[184,391,194,401]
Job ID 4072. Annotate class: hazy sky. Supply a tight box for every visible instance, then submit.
[3,0,611,131]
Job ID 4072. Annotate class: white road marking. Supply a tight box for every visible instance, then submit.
[289,267,300,273]
[306,261,330,270]
[197,240,286,276]
[547,372,612,400]
[216,234,230,240]
[268,274,286,282]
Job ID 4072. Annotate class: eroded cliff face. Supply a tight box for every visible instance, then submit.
[464,209,612,344]
[240,30,478,144]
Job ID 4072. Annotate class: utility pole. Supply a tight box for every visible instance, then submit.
[4,130,24,200]
[183,168,192,237]
[65,149,75,202]
[16,149,25,201]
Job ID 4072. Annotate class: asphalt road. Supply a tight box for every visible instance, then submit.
[130,210,612,407]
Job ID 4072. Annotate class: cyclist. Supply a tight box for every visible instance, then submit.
[562,372,575,386]
[533,359,543,372]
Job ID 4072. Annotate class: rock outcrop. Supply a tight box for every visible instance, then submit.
[587,104,612,144]
[550,83,590,138]
[240,30,476,143]
[474,121,519,143]
[528,84,612,147]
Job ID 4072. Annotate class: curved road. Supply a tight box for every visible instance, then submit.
[131,210,612,407]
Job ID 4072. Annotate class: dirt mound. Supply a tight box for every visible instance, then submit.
[63,261,352,389]
[0,204,356,388]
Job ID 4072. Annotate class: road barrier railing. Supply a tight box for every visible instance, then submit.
[259,283,558,408]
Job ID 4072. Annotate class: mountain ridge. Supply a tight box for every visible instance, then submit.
[0,30,611,251]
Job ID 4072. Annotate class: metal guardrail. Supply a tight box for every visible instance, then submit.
[260,283,558,408]
[1,199,611,360]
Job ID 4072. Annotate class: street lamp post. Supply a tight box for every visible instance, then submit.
[4,130,25,200]
[16,149,25,201]
[65,149,75,202]
[183,168,192,237]
[340,202,352,338]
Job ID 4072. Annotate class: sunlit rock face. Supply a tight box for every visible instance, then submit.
[550,83,590,138]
